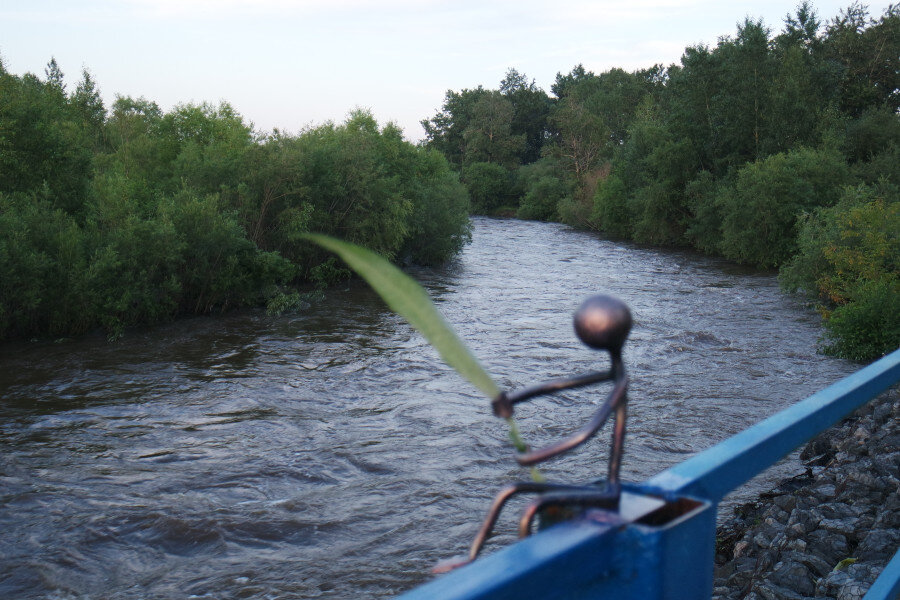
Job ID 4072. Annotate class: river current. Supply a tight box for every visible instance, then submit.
[0,217,857,598]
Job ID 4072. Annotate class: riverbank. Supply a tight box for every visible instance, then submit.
[712,386,899,599]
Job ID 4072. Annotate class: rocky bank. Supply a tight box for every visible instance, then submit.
[712,387,899,600]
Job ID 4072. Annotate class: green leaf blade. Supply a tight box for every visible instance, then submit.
[303,234,501,399]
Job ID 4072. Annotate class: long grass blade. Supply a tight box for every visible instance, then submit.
[303,234,501,399]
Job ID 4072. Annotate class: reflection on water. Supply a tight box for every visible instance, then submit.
[0,218,856,598]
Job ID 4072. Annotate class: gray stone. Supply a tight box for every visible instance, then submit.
[753,531,772,549]
[754,581,805,600]
[712,585,731,599]
[818,517,858,535]
[813,502,860,520]
[783,550,832,578]
[808,530,848,564]
[774,495,796,512]
[856,529,899,562]
[836,580,871,600]
[873,402,891,423]
[769,560,816,596]
[846,470,882,491]
[812,484,836,500]
[874,506,900,528]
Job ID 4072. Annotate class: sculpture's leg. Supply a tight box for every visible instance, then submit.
[607,398,627,490]
[517,488,622,537]
[467,481,600,561]
[434,481,598,573]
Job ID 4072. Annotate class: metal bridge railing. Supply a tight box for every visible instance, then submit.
[397,348,900,600]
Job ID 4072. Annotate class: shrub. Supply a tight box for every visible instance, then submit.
[780,184,899,360]
[517,176,568,221]
[461,161,512,214]
[400,149,471,265]
[822,279,900,360]
[719,147,850,268]
[590,174,631,236]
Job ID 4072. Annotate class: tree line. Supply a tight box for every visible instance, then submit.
[0,59,471,341]
[421,2,899,361]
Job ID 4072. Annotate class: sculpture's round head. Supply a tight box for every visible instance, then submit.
[573,295,632,354]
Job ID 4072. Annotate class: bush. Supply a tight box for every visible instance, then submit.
[517,176,568,221]
[822,279,900,360]
[400,149,471,265]
[780,184,899,360]
[683,171,723,253]
[461,161,512,214]
[0,68,472,342]
[590,174,631,236]
[0,194,90,338]
[719,147,850,268]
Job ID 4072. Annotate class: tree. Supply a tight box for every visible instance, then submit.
[462,91,524,167]
[421,87,490,169]
[781,1,822,48]
[781,184,899,360]
[44,57,65,93]
[0,68,91,213]
[823,4,900,116]
[551,64,591,99]
[71,68,107,147]
[499,68,551,164]
[719,147,850,268]
[548,92,609,179]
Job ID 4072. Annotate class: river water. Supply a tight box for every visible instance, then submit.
[0,217,857,599]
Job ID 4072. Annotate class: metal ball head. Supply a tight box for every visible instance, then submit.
[573,295,632,357]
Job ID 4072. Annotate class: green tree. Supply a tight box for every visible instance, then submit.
[590,174,631,237]
[71,68,107,148]
[169,101,255,194]
[399,148,471,264]
[823,4,900,116]
[461,161,512,214]
[44,57,65,93]
[719,147,850,268]
[781,184,899,360]
[421,87,490,169]
[462,91,524,167]
[499,68,551,164]
[0,68,91,214]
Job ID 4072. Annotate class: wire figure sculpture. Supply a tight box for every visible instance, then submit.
[435,295,633,573]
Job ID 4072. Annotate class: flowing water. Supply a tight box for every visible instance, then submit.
[0,217,857,599]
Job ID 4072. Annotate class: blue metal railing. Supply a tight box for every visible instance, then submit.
[398,348,900,600]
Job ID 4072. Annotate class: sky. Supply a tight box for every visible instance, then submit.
[0,0,894,142]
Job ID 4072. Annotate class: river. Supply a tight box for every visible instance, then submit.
[0,217,857,598]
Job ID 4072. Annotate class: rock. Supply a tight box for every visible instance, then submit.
[769,560,816,596]
[874,505,899,528]
[780,550,832,578]
[713,389,898,600]
[857,528,900,562]
[818,517,858,535]
[873,402,891,423]
[753,581,805,600]
[773,495,796,512]
[812,484,836,500]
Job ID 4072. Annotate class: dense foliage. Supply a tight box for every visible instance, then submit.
[421,2,899,360]
[0,60,470,341]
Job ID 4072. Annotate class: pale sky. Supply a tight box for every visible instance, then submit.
[0,1,892,142]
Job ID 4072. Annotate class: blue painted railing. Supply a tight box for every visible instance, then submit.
[398,348,900,600]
